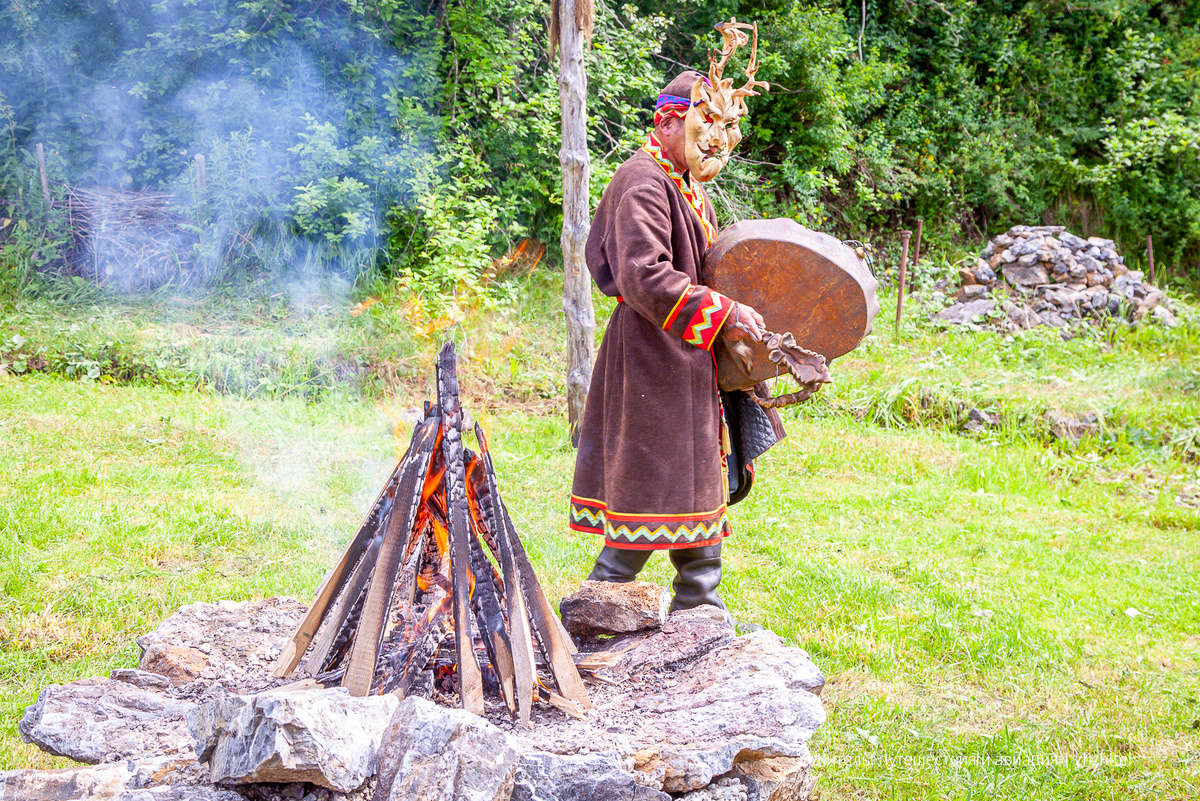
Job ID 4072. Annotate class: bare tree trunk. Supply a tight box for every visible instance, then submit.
[557,0,595,447]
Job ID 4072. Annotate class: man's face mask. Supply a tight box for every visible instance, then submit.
[683,19,769,183]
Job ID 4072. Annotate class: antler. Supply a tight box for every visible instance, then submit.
[730,22,769,101]
[709,18,754,83]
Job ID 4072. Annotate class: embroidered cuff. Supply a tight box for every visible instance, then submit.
[680,287,735,350]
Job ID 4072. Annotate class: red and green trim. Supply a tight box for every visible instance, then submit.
[569,495,731,550]
[641,133,717,244]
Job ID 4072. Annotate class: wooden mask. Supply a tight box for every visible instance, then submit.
[685,19,769,183]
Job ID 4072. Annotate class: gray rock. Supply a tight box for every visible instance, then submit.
[1038,309,1069,328]
[973,264,996,284]
[20,676,195,764]
[1151,305,1178,327]
[1009,237,1041,257]
[1002,264,1048,286]
[611,606,736,679]
[999,249,1016,264]
[733,756,817,801]
[111,668,174,690]
[512,752,671,801]
[934,299,995,326]
[559,580,669,637]
[1047,410,1100,442]
[1058,232,1087,250]
[677,776,748,801]
[1016,252,1040,266]
[957,284,988,301]
[189,688,399,792]
[1003,302,1041,330]
[373,697,518,801]
[0,757,231,801]
[964,408,1000,433]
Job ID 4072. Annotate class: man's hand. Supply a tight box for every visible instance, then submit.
[723,301,766,342]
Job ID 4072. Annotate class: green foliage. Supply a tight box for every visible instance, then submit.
[2,0,1200,295]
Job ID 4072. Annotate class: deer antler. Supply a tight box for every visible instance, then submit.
[732,23,769,99]
[709,18,753,82]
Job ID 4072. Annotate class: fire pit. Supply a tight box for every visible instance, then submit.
[270,341,588,723]
[8,342,827,801]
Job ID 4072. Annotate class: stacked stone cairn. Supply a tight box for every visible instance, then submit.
[941,225,1176,330]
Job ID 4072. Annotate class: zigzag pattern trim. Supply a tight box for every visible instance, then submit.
[683,291,728,349]
[641,134,716,244]
[570,497,730,546]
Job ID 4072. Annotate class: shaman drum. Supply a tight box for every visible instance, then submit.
[704,218,879,392]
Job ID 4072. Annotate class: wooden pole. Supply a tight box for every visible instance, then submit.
[557,0,595,448]
[194,153,206,202]
[913,218,923,271]
[895,230,912,337]
[1146,235,1155,285]
[36,143,51,206]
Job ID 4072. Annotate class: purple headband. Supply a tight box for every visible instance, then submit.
[656,94,693,109]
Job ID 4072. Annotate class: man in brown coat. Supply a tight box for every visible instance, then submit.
[569,54,773,611]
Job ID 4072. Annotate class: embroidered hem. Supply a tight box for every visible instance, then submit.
[569,495,732,549]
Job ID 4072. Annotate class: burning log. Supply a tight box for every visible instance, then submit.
[271,341,589,721]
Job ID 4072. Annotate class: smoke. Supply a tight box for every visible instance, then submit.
[0,0,436,292]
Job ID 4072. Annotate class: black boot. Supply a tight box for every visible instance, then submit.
[668,544,724,612]
[587,545,652,582]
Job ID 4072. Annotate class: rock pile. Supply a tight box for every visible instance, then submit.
[6,593,826,801]
[938,225,1176,331]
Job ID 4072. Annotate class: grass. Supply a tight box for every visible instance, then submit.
[0,277,1197,799]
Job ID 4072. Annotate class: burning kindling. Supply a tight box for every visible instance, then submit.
[270,341,589,723]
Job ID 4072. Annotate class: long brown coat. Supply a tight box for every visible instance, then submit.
[569,145,735,550]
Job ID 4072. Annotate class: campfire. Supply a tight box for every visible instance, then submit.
[270,342,590,723]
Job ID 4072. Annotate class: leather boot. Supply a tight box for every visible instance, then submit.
[587,545,652,582]
[668,543,724,612]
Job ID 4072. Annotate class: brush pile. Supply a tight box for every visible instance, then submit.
[938,225,1176,330]
[64,186,195,290]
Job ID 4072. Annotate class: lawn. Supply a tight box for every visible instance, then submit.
[1,279,1197,799]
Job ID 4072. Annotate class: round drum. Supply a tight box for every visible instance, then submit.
[704,218,879,392]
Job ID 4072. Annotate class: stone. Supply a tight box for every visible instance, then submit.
[959,265,979,286]
[973,264,996,284]
[999,249,1016,264]
[559,580,670,637]
[19,675,196,764]
[988,252,1005,270]
[1058,232,1087,249]
[138,597,306,695]
[1003,302,1041,330]
[609,606,736,678]
[956,284,988,301]
[512,752,671,801]
[1152,305,1178,327]
[1047,411,1100,442]
[141,644,209,684]
[934,299,995,325]
[1016,252,1039,266]
[0,757,229,801]
[189,688,399,792]
[1009,237,1041,257]
[1038,309,1068,328]
[509,626,824,796]
[733,755,817,801]
[1002,264,1048,286]
[373,697,519,801]
[677,777,748,800]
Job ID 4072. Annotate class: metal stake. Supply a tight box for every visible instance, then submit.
[895,229,912,337]
[1146,235,1155,285]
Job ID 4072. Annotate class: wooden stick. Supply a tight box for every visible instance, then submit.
[194,154,206,204]
[36,144,50,205]
[1146,235,1155,285]
[557,0,595,448]
[438,342,485,715]
[342,418,437,696]
[913,218,923,271]
[271,468,399,677]
[474,422,537,724]
[895,229,912,337]
[301,533,381,675]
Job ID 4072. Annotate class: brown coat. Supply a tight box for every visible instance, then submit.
[569,148,735,550]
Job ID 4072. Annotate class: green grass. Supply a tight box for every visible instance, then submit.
[0,279,1198,798]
